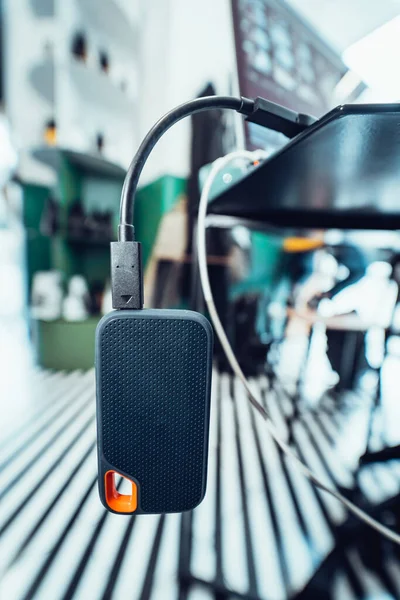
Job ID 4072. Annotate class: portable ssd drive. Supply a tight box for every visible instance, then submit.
[96,309,213,514]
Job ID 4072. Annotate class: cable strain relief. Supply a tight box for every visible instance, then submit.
[118,223,135,242]
[111,241,143,310]
[238,96,255,116]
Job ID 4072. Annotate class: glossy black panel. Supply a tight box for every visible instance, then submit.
[209,104,400,229]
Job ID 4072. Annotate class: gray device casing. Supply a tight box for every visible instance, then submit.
[96,309,213,514]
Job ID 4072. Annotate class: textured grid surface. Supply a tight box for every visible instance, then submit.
[99,315,210,513]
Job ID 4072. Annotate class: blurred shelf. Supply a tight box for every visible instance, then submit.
[77,0,136,53]
[32,146,126,179]
[30,231,113,246]
[29,59,54,104]
[66,235,113,247]
[30,0,55,18]
[68,59,134,114]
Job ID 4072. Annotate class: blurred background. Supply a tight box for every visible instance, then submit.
[2,1,400,599]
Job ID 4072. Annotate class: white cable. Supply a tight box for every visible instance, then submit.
[197,150,400,546]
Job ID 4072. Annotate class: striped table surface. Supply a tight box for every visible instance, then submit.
[1,368,400,600]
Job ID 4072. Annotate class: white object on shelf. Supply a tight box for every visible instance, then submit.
[62,275,90,322]
[31,270,63,321]
[101,282,113,315]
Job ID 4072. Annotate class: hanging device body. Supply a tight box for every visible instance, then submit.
[96,309,213,514]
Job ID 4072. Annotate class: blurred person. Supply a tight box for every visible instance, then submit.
[320,258,396,393]
[309,243,368,306]
[280,233,335,309]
